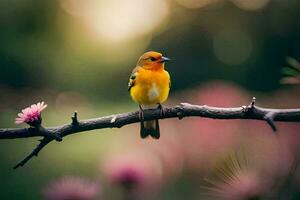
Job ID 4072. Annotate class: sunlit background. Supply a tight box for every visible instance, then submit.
[0,0,300,199]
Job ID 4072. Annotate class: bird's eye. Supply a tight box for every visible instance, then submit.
[149,57,156,61]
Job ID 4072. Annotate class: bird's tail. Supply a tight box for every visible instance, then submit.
[140,120,160,139]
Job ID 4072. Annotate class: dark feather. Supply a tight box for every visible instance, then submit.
[140,120,160,139]
[128,66,140,91]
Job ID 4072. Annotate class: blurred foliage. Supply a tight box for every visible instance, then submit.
[0,0,300,100]
[281,57,300,84]
[0,0,300,199]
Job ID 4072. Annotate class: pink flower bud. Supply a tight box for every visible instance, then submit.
[15,102,47,126]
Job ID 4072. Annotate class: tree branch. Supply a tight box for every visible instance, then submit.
[1,98,300,169]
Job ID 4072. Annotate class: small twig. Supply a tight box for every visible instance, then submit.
[250,97,256,108]
[264,112,277,132]
[244,97,277,132]
[72,111,79,125]
[0,98,299,169]
[13,137,52,169]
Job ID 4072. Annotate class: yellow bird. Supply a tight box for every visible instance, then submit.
[128,51,171,139]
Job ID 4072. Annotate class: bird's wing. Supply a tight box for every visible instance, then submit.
[166,70,171,89]
[128,66,140,91]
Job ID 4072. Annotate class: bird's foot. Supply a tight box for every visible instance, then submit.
[157,103,165,118]
[139,105,145,122]
[139,105,145,129]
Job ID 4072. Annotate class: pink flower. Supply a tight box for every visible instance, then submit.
[208,171,265,200]
[15,102,47,126]
[42,176,100,200]
[102,151,163,195]
[110,165,146,187]
[180,81,249,173]
[202,152,272,200]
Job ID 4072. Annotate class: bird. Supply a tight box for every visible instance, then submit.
[128,51,171,139]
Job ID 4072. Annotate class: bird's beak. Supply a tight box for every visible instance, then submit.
[160,56,171,63]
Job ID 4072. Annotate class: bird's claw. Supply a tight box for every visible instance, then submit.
[158,103,165,118]
[139,105,145,122]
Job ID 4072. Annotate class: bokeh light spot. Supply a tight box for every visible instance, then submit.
[175,0,223,9]
[213,29,253,65]
[230,0,271,11]
[60,0,170,43]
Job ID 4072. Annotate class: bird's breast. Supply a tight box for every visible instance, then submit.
[148,83,160,102]
[130,68,170,106]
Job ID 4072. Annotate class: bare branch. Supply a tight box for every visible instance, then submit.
[1,98,300,168]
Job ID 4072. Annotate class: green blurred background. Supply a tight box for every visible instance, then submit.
[0,0,300,199]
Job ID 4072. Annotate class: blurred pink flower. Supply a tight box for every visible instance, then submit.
[194,81,249,107]
[102,151,163,195]
[110,165,145,187]
[143,127,185,181]
[179,81,249,173]
[15,101,47,126]
[42,176,100,200]
[202,152,271,200]
[208,171,265,200]
[127,121,185,182]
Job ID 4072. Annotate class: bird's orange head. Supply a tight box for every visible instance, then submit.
[137,51,170,70]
